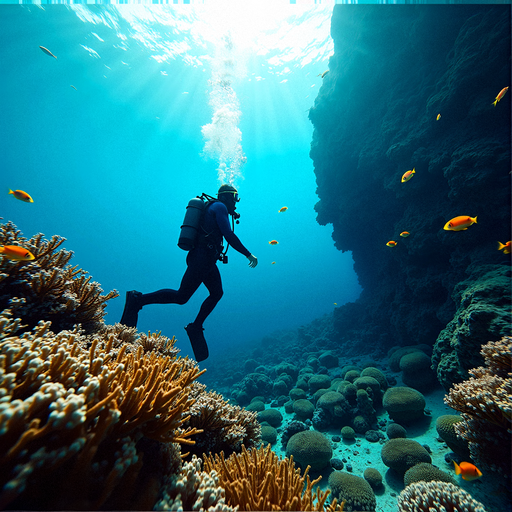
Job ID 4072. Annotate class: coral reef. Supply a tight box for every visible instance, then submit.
[397,481,486,512]
[381,439,432,475]
[382,387,426,423]
[0,221,118,334]
[0,309,204,509]
[432,266,512,390]
[203,444,343,511]
[403,462,457,487]
[444,337,512,477]
[328,471,376,512]
[285,430,333,472]
[435,414,470,459]
[183,384,261,460]
[363,468,383,490]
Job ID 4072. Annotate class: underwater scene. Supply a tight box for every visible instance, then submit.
[0,2,511,512]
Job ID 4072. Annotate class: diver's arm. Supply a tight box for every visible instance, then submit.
[212,202,253,258]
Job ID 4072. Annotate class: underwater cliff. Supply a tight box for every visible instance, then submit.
[309,5,511,387]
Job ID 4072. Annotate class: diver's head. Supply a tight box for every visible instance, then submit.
[218,184,239,215]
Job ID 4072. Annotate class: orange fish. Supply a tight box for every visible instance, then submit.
[492,86,508,107]
[278,207,288,213]
[443,216,477,231]
[269,240,279,245]
[0,245,36,261]
[9,189,33,203]
[400,231,410,238]
[271,261,276,264]
[401,168,415,183]
[386,241,397,247]
[498,241,511,254]
[453,460,482,481]
[436,113,441,121]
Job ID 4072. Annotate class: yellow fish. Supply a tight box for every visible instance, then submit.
[9,189,33,203]
[453,460,482,481]
[271,261,276,264]
[386,241,397,247]
[436,113,441,121]
[401,168,415,183]
[0,245,36,261]
[443,216,477,231]
[278,207,288,213]
[39,45,57,59]
[269,240,279,245]
[492,86,508,107]
[497,241,511,254]
[400,231,410,238]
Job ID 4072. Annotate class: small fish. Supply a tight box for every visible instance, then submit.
[70,85,77,90]
[39,45,57,59]
[0,245,36,261]
[443,216,477,231]
[453,460,482,481]
[436,113,441,121]
[492,86,509,107]
[400,231,410,238]
[497,241,511,254]
[271,261,276,264]
[269,240,279,245]
[401,168,415,183]
[334,303,337,306]
[317,70,329,78]
[278,207,288,213]
[386,241,397,247]
[9,189,33,203]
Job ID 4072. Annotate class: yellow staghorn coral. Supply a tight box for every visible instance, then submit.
[0,221,118,334]
[445,336,512,477]
[0,309,205,510]
[183,383,261,460]
[203,444,345,511]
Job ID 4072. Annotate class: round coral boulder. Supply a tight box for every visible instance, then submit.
[381,438,431,474]
[285,430,332,471]
[257,408,283,427]
[328,471,376,511]
[308,374,331,392]
[292,399,315,421]
[382,386,425,422]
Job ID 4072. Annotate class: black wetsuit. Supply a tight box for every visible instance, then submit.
[139,201,251,326]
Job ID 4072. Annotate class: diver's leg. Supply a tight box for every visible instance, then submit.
[120,290,143,327]
[192,264,223,327]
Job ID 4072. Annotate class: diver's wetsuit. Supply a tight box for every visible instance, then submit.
[138,201,251,325]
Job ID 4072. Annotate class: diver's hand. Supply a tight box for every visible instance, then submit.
[247,254,258,268]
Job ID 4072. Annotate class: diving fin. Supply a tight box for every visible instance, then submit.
[185,323,209,362]
[120,290,142,328]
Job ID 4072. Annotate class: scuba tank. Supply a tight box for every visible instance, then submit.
[178,196,207,251]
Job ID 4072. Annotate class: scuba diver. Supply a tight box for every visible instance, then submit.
[120,184,258,362]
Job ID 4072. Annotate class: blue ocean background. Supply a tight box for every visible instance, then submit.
[0,3,361,364]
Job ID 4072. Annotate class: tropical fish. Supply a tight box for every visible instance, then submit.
[0,245,36,261]
[278,207,288,213]
[400,232,410,238]
[39,45,57,59]
[271,261,276,264]
[386,241,397,247]
[317,70,329,78]
[436,113,441,121]
[401,168,415,183]
[453,460,482,481]
[269,240,279,245]
[492,86,509,107]
[443,216,477,231]
[9,189,33,203]
[497,241,511,254]
[70,85,77,90]
[334,303,337,306]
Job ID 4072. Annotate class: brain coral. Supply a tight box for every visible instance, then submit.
[285,430,332,471]
[435,415,470,459]
[403,462,456,487]
[381,438,432,474]
[308,374,331,392]
[293,399,315,421]
[328,471,376,512]
[397,481,486,512]
[400,352,436,391]
[363,468,383,489]
[257,408,283,427]
[361,367,389,390]
[386,422,407,439]
[316,391,349,418]
[383,387,426,422]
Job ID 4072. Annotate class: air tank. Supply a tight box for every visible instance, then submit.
[178,197,205,251]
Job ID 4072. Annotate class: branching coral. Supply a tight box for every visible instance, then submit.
[0,221,118,334]
[0,309,204,509]
[397,481,486,512]
[183,383,261,459]
[444,337,512,476]
[203,444,344,511]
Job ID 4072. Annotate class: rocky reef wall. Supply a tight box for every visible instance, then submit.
[309,5,511,379]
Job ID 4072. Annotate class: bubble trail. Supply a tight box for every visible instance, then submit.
[201,33,246,186]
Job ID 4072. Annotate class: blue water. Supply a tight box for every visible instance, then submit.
[0,4,361,362]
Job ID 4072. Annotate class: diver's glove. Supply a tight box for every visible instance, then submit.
[247,254,258,268]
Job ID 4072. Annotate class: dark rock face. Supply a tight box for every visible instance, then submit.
[309,5,511,375]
